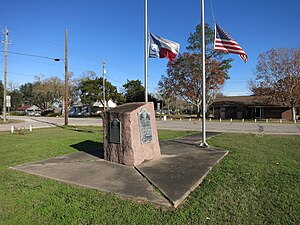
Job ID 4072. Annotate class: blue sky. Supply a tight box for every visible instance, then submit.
[0,0,299,96]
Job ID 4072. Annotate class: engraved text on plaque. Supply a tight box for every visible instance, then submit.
[138,109,152,144]
[109,118,121,144]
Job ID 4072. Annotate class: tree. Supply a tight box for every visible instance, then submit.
[7,82,22,110]
[123,79,145,102]
[32,76,64,110]
[67,72,80,105]
[250,48,300,120]
[19,82,35,105]
[78,72,124,106]
[158,24,232,116]
[0,81,22,112]
[122,79,156,103]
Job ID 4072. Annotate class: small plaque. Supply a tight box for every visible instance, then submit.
[109,118,121,144]
[138,109,153,144]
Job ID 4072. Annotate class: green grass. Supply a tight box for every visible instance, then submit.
[0,127,299,224]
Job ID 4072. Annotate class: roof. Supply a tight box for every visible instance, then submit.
[106,102,147,113]
[93,100,117,108]
[16,105,41,111]
[16,105,34,111]
[212,95,284,107]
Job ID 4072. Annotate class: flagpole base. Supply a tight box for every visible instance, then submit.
[199,142,209,148]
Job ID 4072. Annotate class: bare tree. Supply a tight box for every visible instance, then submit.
[7,81,19,92]
[250,48,300,120]
[33,76,64,110]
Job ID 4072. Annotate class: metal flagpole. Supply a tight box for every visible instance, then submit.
[64,28,69,126]
[102,61,106,110]
[2,28,8,122]
[200,0,209,147]
[144,0,148,102]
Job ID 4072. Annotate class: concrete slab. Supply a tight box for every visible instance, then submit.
[168,132,221,145]
[11,133,227,208]
[12,158,170,207]
[136,143,227,207]
[21,149,102,166]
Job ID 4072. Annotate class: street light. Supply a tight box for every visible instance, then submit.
[0,54,68,124]
[1,29,68,124]
[54,58,68,126]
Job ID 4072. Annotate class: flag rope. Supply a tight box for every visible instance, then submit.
[209,0,216,23]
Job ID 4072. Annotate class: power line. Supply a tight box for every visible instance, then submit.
[8,28,64,50]
[6,28,157,88]
[8,28,146,80]
[8,56,63,69]
[105,74,124,85]
[9,29,137,68]
[0,50,61,61]
[0,70,34,77]
[0,70,50,78]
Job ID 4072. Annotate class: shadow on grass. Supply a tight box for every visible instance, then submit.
[30,117,60,127]
[62,126,103,134]
[29,118,102,134]
[70,140,104,159]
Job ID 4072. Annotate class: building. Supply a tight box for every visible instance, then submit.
[92,100,117,115]
[16,105,42,116]
[210,96,293,120]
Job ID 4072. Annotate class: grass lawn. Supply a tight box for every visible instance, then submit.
[0,127,299,224]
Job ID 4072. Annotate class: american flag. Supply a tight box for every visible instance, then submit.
[214,23,248,62]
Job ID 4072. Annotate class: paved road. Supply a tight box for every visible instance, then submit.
[1,116,300,135]
[157,120,300,135]
[0,116,102,132]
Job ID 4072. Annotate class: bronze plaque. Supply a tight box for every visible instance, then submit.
[109,118,121,144]
[138,109,152,144]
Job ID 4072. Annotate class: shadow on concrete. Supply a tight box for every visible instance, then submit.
[70,140,104,159]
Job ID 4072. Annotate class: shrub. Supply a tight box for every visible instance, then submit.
[9,111,25,116]
[46,113,60,117]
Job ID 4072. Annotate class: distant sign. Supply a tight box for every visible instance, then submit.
[157,102,160,110]
[6,95,11,107]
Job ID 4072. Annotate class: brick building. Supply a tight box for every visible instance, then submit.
[210,96,293,120]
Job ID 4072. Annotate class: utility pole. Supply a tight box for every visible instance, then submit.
[2,28,8,122]
[102,61,106,110]
[64,28,68,126]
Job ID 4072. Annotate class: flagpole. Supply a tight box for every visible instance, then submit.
[200,0,208,147]
[144,0,148,102]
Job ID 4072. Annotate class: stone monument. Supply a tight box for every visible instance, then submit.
[102,102,161,166]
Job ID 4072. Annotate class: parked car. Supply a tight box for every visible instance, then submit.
[68,106,91,117]
[68,106,82,117]
[27,109,42,116]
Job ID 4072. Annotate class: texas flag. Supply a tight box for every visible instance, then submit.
[149,33,180,62]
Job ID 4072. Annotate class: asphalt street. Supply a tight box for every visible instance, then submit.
[1,116,300,135]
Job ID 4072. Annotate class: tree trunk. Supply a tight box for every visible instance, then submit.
[196,102,200,118]
[62,98,65,116]
[292,106,296,121]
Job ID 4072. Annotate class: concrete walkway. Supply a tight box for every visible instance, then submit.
[11,132,227,207]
